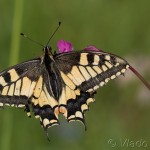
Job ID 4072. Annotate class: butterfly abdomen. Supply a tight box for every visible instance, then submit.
[44,53,62,100]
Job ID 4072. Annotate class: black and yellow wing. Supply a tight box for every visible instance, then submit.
[1,42,149,140]
[55,50,129,128]
[0,47,130,133]
[0,59,41,108]
[0,58,59,129]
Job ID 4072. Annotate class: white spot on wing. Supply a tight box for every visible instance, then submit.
[68,115,75,120]
[43,85,58,108]
[71,66,85,84]
[59,87,67,105]
[102,65,108,71]
[28,81,36,97]
[67,73,80,86]
[79,66,91,81]
[126,65,129,69]
[0,103,3,107]
[121,68,126,73]
[93,85,99,90]
[21,77,32,97]
[38,91,49,107]
[8,69,19,82]
[87,88,93,92]
[18,104,25,108]
[93,66,102,74]
[93,55,99,65]
[105,78,110,83]
[105,55,110,60]
[100,82,105,86]
[81,104,88,112]
[34,76,43,98]
[115,63,119,67]
[43,118,50,127]
[0,76,7,86]
[75,111,83,118]
[60,71,76,89]
[14,80,21,96]
[79,53,88,65]
[87,98,95,105]
[86,66,97,77]
[2,86,9,95]
[8,83,14,96]
[116,72,121,76]
[111,75,116,79]
[105,61,112,69]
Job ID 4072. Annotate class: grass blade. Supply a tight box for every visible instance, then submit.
[1,0,24,150]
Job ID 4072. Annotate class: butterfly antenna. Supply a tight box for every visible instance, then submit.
[46,21,61,46]
[129,65,150,90]
[20,33,44,47]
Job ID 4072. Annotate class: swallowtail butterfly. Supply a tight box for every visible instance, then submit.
[0,35,150,139]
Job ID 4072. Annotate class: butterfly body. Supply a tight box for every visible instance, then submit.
[43,46,62,100]
[0,45,129,131]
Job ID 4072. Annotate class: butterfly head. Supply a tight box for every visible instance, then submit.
[43,46,52,55]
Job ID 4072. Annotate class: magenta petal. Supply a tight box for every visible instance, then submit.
[57,40,73,53]
[84,45,103,52]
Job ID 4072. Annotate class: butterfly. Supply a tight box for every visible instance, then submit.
[0,38,150,138]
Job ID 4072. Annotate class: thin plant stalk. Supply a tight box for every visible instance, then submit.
[1,0,24,150]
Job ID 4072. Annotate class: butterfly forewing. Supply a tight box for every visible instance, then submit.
[0,59,41,108]
[56,51,129,92]
[55,50,129,126]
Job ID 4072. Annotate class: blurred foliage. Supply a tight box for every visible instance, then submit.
[0,0,150,150]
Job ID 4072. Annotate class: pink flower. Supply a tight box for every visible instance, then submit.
[57,40,103,53]
[57,40,73,53]
[84,45,103,52]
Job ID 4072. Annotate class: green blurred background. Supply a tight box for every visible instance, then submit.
[0,0,150,150]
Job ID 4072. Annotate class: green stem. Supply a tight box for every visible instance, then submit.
[1,0,24,150]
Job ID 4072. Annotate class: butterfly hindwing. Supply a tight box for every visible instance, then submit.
[31,66,59,129]
[58,71,94,128]
[55,50,129,126]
